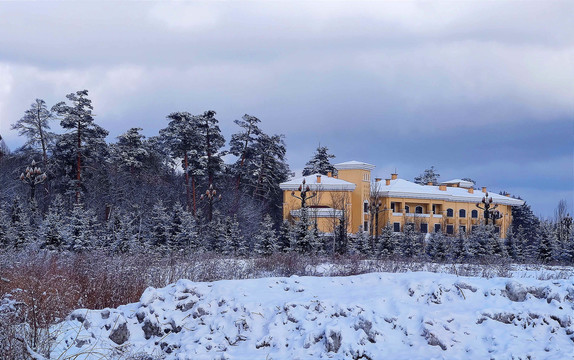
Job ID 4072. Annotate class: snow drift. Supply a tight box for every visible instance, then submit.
[51,272,574,359]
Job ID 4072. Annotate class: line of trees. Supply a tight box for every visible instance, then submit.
[0,90,294,254]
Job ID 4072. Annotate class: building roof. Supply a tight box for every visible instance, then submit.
[376,178,525,206]
[334,160,376,171]
[279,173,356,191]
[440,179,474,189]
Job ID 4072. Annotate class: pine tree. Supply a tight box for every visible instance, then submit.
[197,110,225,187]
[302,146,336,176]
[7,197,32,249]
[0,202,9,248]
[400,224,422,258]
[291,208,316,253]
[427,232,449,262]
[159,112,204,214]
[42,195,67,251]
[537,221,556,264]
[504,226,522,262]
[229,114,262,191]
[51,90,109,203]
[350,226,370,255]
[109,128,151,175]
[468,225,493,259]
[452,234,471,262]
[378,224,397,258]
[254,214,279,256]
[222,215,247,256]
[147,200,171,250]
[66,203,96,252]
[414,166,440,185]
[11,99,56,166]
[278,221,292,252]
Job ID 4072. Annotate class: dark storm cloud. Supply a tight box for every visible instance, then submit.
[0,1,572,216]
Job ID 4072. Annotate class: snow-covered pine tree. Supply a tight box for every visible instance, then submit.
[254,214,279,256]
[66,203,96,252]
[221,215,248,257]
[147,200,171,251]
[0,202,9,248]
[229,114,262,191]
[378,224,397,258]
[427,232,449,262]
[350,226,370,255]
[504,226,522,262]
[302,146,336,176]
[278,220,293,252]
[52,90,109,204]
[178,207,200,254]
[537,220,556,264]
[451,233,471,262]
[109,127,151,176]
[42,195,67,251]
[159,112,203,214]
[196,110,225,188]
[109,212,138,254]
[7,196,32,249]
[291,208,316,253]
[414,166,440,185]
[11,99,56,166]
[400,224,422,258]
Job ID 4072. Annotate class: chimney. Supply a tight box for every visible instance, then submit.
[482,187,487,193]
[505,194,510,197]
[316,175,321,183]
[375,177,381,182]
[391,173,398,180]
[452,183,459,187]
[327,171,332,178]
[385,179,391,186]
[468,188,474,194]
[439,185,447,191]
[426,181,433,186]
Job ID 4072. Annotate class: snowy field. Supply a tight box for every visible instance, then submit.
[51,270,574,360]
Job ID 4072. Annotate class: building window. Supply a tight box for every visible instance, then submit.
[432,204,436,214]
[391,202,396,212]
[393,222,401,232]
[415,206,423,214]
[420,223,428,233]
[364,221,369,231]
[494,226,500,234]
[459,209,466,218]
[446,208,454,217]
[405,205,410,214]
[363,201,368,213]
[447,225,454,234]
[471,225,478,233]
[471,210,478,219]
[434,224,441,233]
[459,225,466,234]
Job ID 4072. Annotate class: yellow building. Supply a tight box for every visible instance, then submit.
[280,161,524,238]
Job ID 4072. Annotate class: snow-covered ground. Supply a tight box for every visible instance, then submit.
[52,271,574,360]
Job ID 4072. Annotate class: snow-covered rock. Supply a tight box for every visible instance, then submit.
[51,272,574,359]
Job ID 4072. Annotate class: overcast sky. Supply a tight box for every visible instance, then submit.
[0,1,572,217]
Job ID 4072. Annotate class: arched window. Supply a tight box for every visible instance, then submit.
[446,208,454,217]
[415,206,423,214]
[459,209,466,218]
[471,209,478,218]
[405,205,410,214]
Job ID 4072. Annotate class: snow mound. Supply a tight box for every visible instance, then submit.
[51,272,574,359]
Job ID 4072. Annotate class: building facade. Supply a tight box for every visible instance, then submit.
[280,161,524,238]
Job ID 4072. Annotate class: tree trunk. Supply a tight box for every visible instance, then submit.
[76,120,82,204]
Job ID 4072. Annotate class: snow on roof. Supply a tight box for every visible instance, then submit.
[334,160,376,171]
[440,179,474,189]
[280,173,356,191]
[377,178,524,206]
